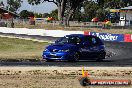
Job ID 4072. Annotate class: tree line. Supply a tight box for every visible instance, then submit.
[1,0,132,26]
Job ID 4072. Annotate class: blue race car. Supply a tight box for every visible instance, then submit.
[42,34,106,62]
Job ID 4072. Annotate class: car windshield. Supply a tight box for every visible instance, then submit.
[56,36,81,44]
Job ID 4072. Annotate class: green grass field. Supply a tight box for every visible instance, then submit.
[0,37,49,61]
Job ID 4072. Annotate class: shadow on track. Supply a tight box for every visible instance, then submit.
[0,58,130,67]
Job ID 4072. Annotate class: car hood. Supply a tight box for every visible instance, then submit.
[46,43,76,50]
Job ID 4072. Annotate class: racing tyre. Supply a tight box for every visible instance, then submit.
[68,52,80,62]
[73,52,80,62]
[96,51,106,62]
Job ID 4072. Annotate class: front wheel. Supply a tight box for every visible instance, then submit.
[69,52,80,62]
[73,52,80,61]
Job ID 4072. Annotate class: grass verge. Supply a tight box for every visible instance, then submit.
[0,37,49,60]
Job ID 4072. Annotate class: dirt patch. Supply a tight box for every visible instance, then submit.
[0,67,132,88]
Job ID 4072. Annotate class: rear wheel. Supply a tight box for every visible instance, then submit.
[96,52,106,61]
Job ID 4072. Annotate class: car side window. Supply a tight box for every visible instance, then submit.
[76,37,81,43]
[84,36,100,46]
[83,37,92,46]
[96,37,104,45]
[68,36,81,44]
[84,37,90,42]
[89,37,100,46]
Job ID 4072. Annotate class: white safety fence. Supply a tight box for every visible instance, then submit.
[0,27,84,37]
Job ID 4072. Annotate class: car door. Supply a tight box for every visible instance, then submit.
[88,37,99,58]
[80,37,99,59]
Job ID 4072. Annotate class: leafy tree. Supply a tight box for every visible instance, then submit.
[63,0,84,26]
[72,9,82,22]
[95,0,132,22]
[28,0,85,26]
[0,1,4,8]
[43,13,50,18]
[97,0,132,9]
[34,13,43,18]
[19,10,30,19]
[96,0,105,8]
[83,1,99,21]
[28,0,66,21]
[96,8,108,21]
[28,11,34,17]
[7,0,23,13]
[50,9,58,20]
[121,0,132,6]
[58,0,84,26]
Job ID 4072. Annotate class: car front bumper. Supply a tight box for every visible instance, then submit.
[42,51,74,61]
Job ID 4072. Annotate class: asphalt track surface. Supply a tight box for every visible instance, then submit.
[0,33,132,67]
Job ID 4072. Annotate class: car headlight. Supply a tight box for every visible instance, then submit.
[44,49,49,52]
[58,49,70,52]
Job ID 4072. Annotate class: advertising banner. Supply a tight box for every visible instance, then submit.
[124,34,132,42]
[84,31,90,35]
[89,32,124,42]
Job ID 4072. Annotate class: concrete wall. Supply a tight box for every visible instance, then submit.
[1,27,132,42]
[0,27,83,37]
